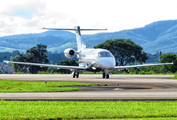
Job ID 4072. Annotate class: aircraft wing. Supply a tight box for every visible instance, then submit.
[4,61,87,70]
[113,63,173,70]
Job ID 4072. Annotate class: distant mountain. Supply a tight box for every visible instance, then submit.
[0,20,177,53]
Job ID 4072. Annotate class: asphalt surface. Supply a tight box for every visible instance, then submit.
[0,74,177,101]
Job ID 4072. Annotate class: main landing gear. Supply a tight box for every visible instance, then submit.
[102,72,109,79]
[73,71,79,78]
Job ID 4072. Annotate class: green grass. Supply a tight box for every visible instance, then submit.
[13,72,27,74]
[172,75,177,79]
[0,80,101,92]
[0,101,177,119]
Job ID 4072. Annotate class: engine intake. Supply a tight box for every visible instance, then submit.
[64,48,75,59]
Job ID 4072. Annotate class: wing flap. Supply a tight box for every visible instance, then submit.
[4,61,87,70]
[113,63,173,70]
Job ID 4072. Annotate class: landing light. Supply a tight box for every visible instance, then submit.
[92,67,96,70]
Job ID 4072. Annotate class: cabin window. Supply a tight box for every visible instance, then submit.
[98,52,113,57]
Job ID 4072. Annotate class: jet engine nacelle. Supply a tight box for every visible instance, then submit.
[64,48,75,59]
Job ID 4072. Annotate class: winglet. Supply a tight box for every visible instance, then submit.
[3,60,10,63]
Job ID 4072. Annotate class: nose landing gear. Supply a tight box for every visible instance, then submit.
[102,71,109,79]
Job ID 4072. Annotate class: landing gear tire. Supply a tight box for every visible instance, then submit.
[106,74,109,79]
[76,72,79,78]
[73,72,76,78]
[102,73,105,78]
[73,72,79,78]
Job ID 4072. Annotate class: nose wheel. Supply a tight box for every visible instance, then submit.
[102,72,109,79]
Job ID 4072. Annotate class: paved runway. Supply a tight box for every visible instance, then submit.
[0,74,177,101]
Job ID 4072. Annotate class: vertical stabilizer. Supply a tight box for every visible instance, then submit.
[42,26,107,51]
[74,26,83,51]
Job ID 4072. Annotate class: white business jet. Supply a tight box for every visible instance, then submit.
[4,26,173,78]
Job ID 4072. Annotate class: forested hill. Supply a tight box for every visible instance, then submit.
[0,20,177,54]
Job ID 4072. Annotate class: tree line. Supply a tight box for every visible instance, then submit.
[0,50,76,64]
[2,38,176,74]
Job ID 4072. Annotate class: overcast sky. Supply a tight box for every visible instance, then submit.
[0,0,177,36]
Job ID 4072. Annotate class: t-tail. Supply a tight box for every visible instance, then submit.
[43,26,107,51]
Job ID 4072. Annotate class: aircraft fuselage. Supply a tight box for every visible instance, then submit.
[77,48,115,71]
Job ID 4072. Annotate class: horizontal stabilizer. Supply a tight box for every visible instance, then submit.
[42,27,107,31]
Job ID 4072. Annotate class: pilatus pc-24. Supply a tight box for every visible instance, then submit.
[4,26,173,78]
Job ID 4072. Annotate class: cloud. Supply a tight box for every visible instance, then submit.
[27,21,37,27]
[0,0,177,37]
[0,21,5,28]
[1,0,46,19]
[0,1,47,36]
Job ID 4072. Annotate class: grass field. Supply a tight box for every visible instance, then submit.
[0,101,177,119]
[172,75,177,79]
[0,80,102,92]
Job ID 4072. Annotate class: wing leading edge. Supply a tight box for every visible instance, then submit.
[4,61,173,71]
[4,61,87,70]
[113,63,173,70]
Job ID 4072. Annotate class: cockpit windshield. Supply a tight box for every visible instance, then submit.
[98,52,113,57]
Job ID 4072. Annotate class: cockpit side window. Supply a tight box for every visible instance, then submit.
[98,52,113,57]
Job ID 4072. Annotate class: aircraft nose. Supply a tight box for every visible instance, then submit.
[98,58,115,69]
